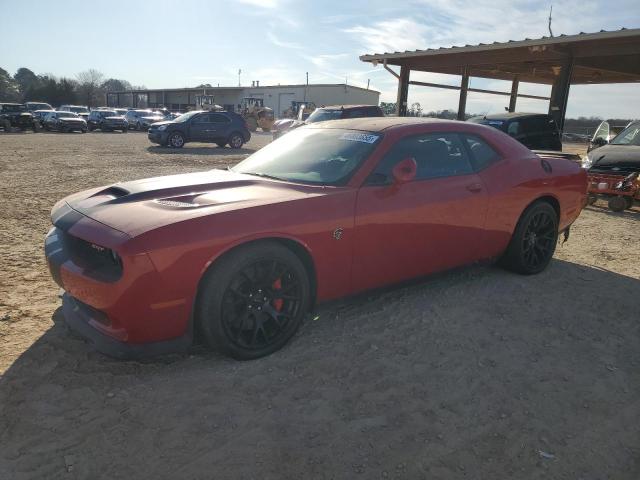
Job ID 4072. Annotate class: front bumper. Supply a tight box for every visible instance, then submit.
[62,294,191,359]
[60,122,86,131]
[147,130,168,144]
[45,204,193,358]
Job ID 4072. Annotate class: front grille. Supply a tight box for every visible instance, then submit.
[60,231,123,282]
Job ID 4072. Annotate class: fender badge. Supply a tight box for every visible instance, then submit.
[333,228,343,240]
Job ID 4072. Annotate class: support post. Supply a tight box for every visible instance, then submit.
[548,58,573,132]
[509,76,519,112]
[457,67,469,120]
[396,66,409,117]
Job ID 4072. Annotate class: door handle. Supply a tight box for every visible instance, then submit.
[466,183,483,193]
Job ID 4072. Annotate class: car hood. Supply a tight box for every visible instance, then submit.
[141,116,164,122]
[149,120,172,128]
[60,117,85,122]
[63,169,325,237]
[273,119,304,131]
[104,116,125,121]
[588,145,640,171]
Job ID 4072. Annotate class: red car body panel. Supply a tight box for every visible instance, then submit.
[45,118,587,355]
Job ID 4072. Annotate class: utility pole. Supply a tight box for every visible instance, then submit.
[238,69,242,87]
[548,5,554,37]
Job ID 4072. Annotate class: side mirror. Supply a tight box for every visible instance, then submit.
[391,157,417,185]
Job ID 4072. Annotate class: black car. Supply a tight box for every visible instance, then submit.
[272,104,384,140]
[0,103,39,132]
[43,111,88,133]
[582,121,640,175]
[87,110,128,132]
[148,110,251,148]
[468,112,562,151]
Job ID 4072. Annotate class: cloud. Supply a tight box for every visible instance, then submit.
[267,32,302,49]
[344,18,428,54]
[236,0,281,8]
[304,53,349,68]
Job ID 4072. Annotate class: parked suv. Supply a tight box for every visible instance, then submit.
[58,105,90,120]
[0,103,39,132]
[87,110,128,132]
[25,101,53,112]
[43,111,87,133]
[125,109,164,130]
[272,104,384,140]
[148,110,251,148]
[468,112,562,151]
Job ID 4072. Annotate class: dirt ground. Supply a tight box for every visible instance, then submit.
[0,132,639,479]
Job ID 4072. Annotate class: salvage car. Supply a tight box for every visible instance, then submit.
[148,110,250,148]
[125,109,164,130]
[45,118,586,360]
[468,113,562,151]
[43,111,88,133]
[87,110,128,132]
[582,120,640,210]
[272,104,384,140]
[0,103,40,132]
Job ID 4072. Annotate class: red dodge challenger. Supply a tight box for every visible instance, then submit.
[45,118,587,360]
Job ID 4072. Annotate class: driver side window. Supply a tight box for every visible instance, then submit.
[367,132,474,185]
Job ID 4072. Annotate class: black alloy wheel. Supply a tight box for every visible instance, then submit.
[501,201,558,275]
[197,242,310,360]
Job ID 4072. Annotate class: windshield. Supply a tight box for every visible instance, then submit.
[232,127,381,185]
[58,112,79,118]
[101,111,118,116]
[306,109,343,124]
[69,107,88,113]
[173,111,199,123]
[610,123,640,146]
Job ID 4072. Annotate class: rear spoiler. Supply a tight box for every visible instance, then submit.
[533,150,582,163]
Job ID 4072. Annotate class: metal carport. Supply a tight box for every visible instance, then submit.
[360,28,640,130]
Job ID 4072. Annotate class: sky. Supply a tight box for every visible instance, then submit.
[2,0,639,118]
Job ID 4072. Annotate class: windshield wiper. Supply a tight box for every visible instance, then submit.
[242,172,286,181]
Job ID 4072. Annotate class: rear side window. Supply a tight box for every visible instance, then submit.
[210,113,231,123]
[370,132,474,184]
[462,134,500,171]
[524,116,556,133]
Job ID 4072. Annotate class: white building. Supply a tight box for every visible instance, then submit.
[107,83,380,118]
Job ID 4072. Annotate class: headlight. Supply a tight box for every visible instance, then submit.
[158,125,167,131]
[581,155,593,169]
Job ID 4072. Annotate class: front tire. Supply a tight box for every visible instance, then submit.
[228,132,244,149]
[608,196,626,212]
[501,201,559,275]
[168,131,185,148]
[197,242,310,360]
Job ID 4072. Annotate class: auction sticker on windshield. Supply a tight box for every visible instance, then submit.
[340,132,380,144]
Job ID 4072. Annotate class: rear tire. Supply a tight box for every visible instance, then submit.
[197,242,310,360]
[228,132,244,149]
[501,201,558,275]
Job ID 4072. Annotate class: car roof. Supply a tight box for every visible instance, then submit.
[475,112,551,121]
[319,105,380,110]
[308,116,462,132]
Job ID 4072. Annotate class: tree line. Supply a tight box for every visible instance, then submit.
[0,67,144,108]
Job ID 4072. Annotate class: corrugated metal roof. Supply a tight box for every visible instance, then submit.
[360,27,640,61]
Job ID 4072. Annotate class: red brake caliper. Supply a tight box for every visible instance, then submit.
[272,278,283,312]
